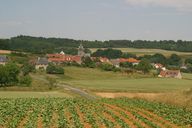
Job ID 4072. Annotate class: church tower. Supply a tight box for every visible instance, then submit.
[78,43,85,57]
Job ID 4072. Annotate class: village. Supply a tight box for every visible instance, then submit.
[0,44,184,80]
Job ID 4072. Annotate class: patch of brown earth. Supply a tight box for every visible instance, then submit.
[65,111,74,127]
[50,112,58,128]
[37,114,43,128]
[18,110,33,128]
[96,92,164,99]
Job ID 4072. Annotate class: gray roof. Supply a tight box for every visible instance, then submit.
[36,57,48,65]
[0,55,8,62]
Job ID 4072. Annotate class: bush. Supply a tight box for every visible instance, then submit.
[99,63,115,71]
[19,75,32,87]
[120,62,133,68]
[46,64,64,74]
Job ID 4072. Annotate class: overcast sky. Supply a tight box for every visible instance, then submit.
[0,0,192,40]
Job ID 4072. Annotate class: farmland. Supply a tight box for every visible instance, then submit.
[0,98,191,128]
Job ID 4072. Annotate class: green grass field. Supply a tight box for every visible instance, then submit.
[90,48,192,57]
[0,91,73,98]
[60,67,192,92]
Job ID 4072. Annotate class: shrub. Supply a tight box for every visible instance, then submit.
[46,64,64,74]
[19,75,32,87]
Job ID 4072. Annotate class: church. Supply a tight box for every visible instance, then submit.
[46,44,89,64]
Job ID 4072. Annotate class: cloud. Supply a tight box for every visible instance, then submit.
[124,0,192,12]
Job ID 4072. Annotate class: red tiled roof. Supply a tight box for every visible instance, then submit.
[160,70,180,77]
[119,58,140,63]
[127,58,140,63]
[48,54,81,63]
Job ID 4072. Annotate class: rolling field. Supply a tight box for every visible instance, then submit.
[0,98,191,128]
[90,48,192,57]
[61,67,192,92]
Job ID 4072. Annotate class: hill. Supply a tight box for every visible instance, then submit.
[1,35,192,54]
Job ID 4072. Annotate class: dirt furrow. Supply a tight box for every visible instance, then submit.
[18,110,33,128]
[103,112,121,128]
[76,107,92,128]
[138,108,179,128]
[105,104,149,128]
[37,114,43,128]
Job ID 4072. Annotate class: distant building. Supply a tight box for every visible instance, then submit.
[99,57,110,63]
[47,53,82,64]
[0,55,8,65]
[60,51,65,55]
[110,58,140,67]
[0,50,11,54]
[47,44,87,64]
[78,43,85,57]
[152,63,166,70]
[158,70,182,79]
[153,63,163,69]
[110,59,120,68]
[35,57,49,70]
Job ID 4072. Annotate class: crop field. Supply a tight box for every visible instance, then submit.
[0,98,191,128]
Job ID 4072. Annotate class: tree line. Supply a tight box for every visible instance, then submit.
[1,35,192,54]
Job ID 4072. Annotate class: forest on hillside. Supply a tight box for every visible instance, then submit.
[0,35,192,54]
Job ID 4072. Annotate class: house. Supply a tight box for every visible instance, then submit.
[127,58,140,65]
[158,70,182,79]
[35,57,49,70]
[110,58,140,67]
[110,59,120,68]
[153,63,163,69]
[0,55,8,65]
[99,57,110,63]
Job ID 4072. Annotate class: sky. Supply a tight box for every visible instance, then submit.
[0,0,192,40]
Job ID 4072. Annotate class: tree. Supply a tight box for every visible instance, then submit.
[120,62,133,68]
[82,56,96,68]
[121,53,137,59]
[185,58,192,65]
[0,65,9,86]
[150,53,167,65]
[21,63,35,76]
[168,54,182,66]
[0,63,20,86]
[5,63,20,84]
[92,48,122,59]
[137,59,152,74]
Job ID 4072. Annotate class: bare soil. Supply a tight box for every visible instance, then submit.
[95,92,164,99]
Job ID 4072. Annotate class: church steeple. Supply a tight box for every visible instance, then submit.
[78,43,85,57]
